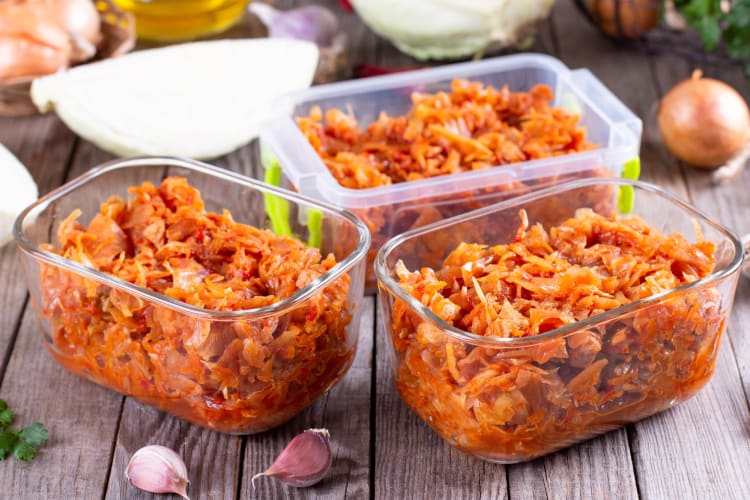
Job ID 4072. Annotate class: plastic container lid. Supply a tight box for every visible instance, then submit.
[260,53,642,210]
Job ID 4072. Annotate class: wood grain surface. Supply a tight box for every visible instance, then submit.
[1,1,749,499]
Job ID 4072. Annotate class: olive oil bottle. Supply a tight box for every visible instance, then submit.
[111,0,249,41]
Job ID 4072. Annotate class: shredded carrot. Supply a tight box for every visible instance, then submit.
[392,209,723,461]
[39,177,353,433]
[297,79,602,289]
[297,79,595,189]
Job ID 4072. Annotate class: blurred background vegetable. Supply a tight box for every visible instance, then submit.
[347,0,556,61]
[0,0,101,83]
[577,0,661,38]
[0,0,134,116]
[577,1,750,79]
[250,3,338,46]
[675,0,750,76]
[249,2,347,82]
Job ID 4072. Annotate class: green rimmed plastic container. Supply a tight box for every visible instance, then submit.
[260,54,643,292]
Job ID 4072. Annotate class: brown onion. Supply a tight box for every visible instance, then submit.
[0,0,101,83]
[657,69,750,168]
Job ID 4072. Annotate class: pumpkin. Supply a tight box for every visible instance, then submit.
[579,0,660,39]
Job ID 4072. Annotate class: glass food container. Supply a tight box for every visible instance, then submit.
[261,54,643,292]
[111,0,250,41]
[14,157,370,434]
[375,178,742,463]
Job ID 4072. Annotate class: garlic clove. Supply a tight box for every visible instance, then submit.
[126,445,190,500]
[249,3,340,47]
[252,428,332,488]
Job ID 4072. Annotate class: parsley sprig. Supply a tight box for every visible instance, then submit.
[675,0,750,76]
[0,399,48,462]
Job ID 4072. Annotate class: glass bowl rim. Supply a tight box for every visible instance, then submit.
[374,177,743,347]
[13,156,371,321]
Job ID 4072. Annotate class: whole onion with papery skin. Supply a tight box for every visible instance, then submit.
[658,70,750,169]
[349,0,556,61]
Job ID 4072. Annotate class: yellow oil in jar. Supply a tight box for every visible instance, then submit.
[111,0,250,41]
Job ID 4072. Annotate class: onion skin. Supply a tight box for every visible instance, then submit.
[54,0,101,45]
[0,0,102,82]
[657,71,750,168]
[48,0,102,63]
[0,35,70,82]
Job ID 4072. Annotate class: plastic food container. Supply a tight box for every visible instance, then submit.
[375,178,742,463]
[14,157,370,434]
[261,54,642,291]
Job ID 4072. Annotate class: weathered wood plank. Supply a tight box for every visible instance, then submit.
[373,296,509,500]
[0,116,77,192]
[242,295,374,499]
[0,295,123,497]
[0,116,110,497]
[105,401,243,500]
[509,430,636,500]
[628,339,750,499]
[0,116,76,380]
[626,53,750,500]
[0,139,124,497]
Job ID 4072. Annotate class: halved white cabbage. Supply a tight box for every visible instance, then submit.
[0,143,38,246]
[31,39,319,159]
[350,0,555,60]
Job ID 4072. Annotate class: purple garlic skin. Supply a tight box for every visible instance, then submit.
[252,428,333,488]
[250,3,340,47]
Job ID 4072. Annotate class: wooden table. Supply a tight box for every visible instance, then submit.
[2,1,750,498]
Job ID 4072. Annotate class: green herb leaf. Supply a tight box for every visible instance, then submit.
[19,423,48,448]
[696,16,722,51]
[677,0,750,77]
[0,431,20,460]
[675,0,722,18]
[0,409,13,429]
[0,400,48,463]
[13,442,37,462]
